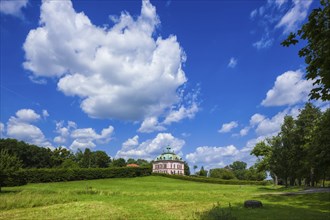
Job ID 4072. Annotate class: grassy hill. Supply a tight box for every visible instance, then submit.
[1,176,329,219]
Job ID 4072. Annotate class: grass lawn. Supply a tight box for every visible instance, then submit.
[0,176,329,219]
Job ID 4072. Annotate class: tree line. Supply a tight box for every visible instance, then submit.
[0,138,152,169]
[194,161,266,181]
[251,103,330,187]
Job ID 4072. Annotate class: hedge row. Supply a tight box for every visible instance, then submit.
[3,167,152,186]
[152,173,268,185]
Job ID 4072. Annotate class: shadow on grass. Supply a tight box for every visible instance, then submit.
[0,189,21,194]
[254,192,330,212]
[194,193,330,220]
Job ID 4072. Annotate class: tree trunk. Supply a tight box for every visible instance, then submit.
[311,168,315,187]
[297,178,301,186]
[289,177,295,186]
[273,174,278,186]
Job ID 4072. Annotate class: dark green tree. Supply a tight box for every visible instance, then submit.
[198,166,208,177]
[112,158,127,167]
[183,161,190,175]
[0,149,23,192]
[209,168,235,180]
[282,0,330,101]
[310,108,330,186]
[93,151,111,168]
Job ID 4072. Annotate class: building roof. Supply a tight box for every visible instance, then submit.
[154,147,183,162]
[127,164,139,167]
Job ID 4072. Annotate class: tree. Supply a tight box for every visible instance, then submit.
[183,161,190,175]
[209,168,235,180]
[198,166,208,177]
[112,158,126,167]
[93,151,111,168]
[229,161,247,171]
[310,108,330,187]
[245,165,267,181]
[294,103,321,186]
[0,149,22,192]
[50,147,73,167]
[229,161,247,180]
[193,165,198,174]
[281,0,330,101]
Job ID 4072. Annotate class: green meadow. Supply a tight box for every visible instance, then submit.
[1,176,329,220]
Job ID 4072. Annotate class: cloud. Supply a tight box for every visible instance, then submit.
[163,102,199,125]
[239,127,250,136]
[0,122,5,138]
[138,87,199,133]
[250,113,266,126]
[53,121,76,144]
[250,9,258,19]
[250,0,312,49]
[218,121,238,133]
[69,125,114,150]
[185,145,240,169]
[116,133,185,160]
[138,117,166,133]
[122,135,139,150]
[23,0,191,129]
[275,0,288,8]
[5,109,53,149]
[253,36,273,49]
[276,0,313,34]
[15,108,41,122]
[53,120,114,150]
[0,0,28,17]
[261,70,313,106]
[227,57,238,68]
[42,109,49,119]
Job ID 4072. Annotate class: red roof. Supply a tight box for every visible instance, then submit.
[127,164,139,167]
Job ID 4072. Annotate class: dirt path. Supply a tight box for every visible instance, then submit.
[283,188,330,195]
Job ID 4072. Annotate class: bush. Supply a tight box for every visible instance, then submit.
[2,167,152,186]
[152,173,268,185]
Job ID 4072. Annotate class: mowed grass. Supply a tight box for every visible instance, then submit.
[0,176,329,219]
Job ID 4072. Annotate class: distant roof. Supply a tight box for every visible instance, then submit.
[154,147,183,161]
[127,164,139,167]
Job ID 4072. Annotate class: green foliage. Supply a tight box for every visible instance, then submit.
[152,173,267,185]
[2,167,151,186]
[184,161,190,175]
[209,168,236,180]
[112,158,127,167]
[281,0,330,101]
[195,202,237,220]
[0,149,24,191]
[0,138,52,168]
[251,103,329,186]
[229,161,247,171]
[197,166,208,176]
[59,159,79,169]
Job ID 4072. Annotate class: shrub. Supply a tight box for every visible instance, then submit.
[2,167,152,186]
[152,173,268,185]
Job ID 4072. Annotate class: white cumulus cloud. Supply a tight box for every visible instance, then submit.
[23,0,191,129]
[185,145,241,169]
[0,0,28,17]
[218,121,238,133]
[261,70,313,107]
[6,109,53,149]
[116,133,185,160]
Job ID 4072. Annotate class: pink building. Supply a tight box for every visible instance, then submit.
[152,147,185,175]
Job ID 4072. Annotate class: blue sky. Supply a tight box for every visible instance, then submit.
[1,0,328,170]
